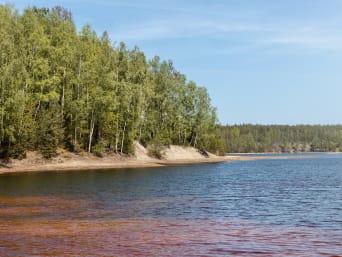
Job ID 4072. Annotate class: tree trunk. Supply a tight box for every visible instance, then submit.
[115,120,119,153]
[74,57,81,151]
[34,85,43,121]
[183,129,187,144]
[61,67,66,119]
[139,124,142,141]
[120,120,127,154]
[0,81,4,143]
[74,113,78,151]
[88,109,95,153]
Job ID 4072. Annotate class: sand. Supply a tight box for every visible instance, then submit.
[0,142,239,175]
[2,142,319,175]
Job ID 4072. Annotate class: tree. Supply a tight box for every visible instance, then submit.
[0,3,225,159]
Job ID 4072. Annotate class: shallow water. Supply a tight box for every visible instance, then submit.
[0,153,341,256]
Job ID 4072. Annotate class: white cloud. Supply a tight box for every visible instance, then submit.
[112,18,268,41]
[112,16,342,53]
[261,28,342,50]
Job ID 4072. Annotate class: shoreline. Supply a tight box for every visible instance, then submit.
[0,156,237,175]
[227,152,341,155]
[0,154,321,176]
[0,146,331,176]
[0,142,243,175]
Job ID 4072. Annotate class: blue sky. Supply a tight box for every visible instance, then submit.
[6,0,342,125]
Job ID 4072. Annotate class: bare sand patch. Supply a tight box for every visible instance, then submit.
[0,142,231,175]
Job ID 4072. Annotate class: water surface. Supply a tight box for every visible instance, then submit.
[0,154,341,256]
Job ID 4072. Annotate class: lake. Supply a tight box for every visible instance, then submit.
[1,154,341,256]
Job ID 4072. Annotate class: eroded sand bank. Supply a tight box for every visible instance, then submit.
[0,142,240,175]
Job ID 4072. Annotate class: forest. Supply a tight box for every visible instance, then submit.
[221,124,342,153]
[0,4,225,159]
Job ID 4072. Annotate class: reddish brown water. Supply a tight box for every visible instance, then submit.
[0,195,341,256]
[1,155,342,256]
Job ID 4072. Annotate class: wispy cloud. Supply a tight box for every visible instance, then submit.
[108,0,342,54]
[112,18,267,41]
[112,17,342,53]
[14,0,342,52]
[261,27,342,51]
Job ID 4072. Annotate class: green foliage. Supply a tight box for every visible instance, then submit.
[36,109,62,159]
[38,136,58,159]
[0,4,224,159]
[200,127,226,156]
[147,143,166,160]
[92,140,106,157]
[221,124,342,153]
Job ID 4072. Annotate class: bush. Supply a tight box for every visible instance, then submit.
[39,134,58,159]
[92,140,106,157]
[147,143,165,159]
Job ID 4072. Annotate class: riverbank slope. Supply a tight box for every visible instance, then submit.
[0,142,237,175]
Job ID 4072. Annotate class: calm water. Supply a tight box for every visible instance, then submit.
[0,154,342,256]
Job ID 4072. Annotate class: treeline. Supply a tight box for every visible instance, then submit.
[0,4,225,159]
[221,125,342,153]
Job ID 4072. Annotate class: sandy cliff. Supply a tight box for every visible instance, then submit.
[0,142,231,175]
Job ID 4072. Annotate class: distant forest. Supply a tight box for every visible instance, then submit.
[221,125,342,153]
[0,5,225,159]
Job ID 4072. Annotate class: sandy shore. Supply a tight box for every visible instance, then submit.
[0,156,236,175]
[0,154,319,176]
[0,143,242,175]
[0,143,324,175]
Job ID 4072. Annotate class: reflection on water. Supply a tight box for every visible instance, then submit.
[0,196,89,219]
[1,154,342,256]
[0,195,341,256]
